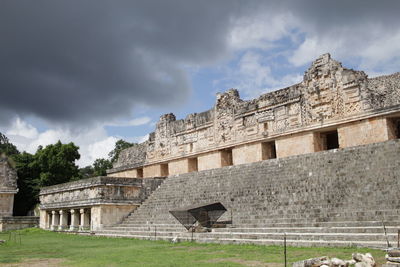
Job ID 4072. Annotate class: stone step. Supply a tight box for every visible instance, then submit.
[94,232,393,248]
[120,219,400,228]
[212,226,400,234]
[97,228,398,242]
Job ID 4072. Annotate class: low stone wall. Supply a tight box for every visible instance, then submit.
[39,176,163,209]
[39,176,164,231]
[0,216,39,231]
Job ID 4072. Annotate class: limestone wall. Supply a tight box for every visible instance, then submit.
[108,53,400,176]
[124,139,400,226]
[197,151,225,171]
[91,205,134,230]
[338,117,394,148]
[276,132,319,158]
[39,176,164,230]
[0,216,38,231]
[0,194,14,217]
[0,157,18,217]
[232,143,263,165]
[39,176,162,209]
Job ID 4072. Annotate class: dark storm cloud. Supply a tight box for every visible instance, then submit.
[1,0,399,126]
[0,0,241,125]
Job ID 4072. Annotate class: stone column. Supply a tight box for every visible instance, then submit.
[70,209,79,231]
[51,210,59,231]
[47,212,52,229]
[79,208,90,231]
[59,210,68,230]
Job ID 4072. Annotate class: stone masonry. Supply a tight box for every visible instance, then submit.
[0,155,38,231]
[40,54,400,246]
[97,139,400,247]
[108,53,400,178]
[0,156,18,217]
[39,176,164,230]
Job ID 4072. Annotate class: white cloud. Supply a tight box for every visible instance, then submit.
[1,117,148,167]
[229,12,294,51]
[125,134,149,144]
[105,116,152,127]
[6,117,38,139]
[84,136,119,167]
[215,51,302,99]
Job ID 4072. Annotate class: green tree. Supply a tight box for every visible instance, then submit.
[108,139,135,163]
[0,132,19,156]
[12,152,40,215]
[93,158,113,176]
[78,165,94,179]
[35,141,81,187]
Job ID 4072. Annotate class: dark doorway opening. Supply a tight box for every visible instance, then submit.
[137,168,143,178]
[321,130,339,150]
[262,141,277,160]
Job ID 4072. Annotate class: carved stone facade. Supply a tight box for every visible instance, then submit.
[109,54,400,177]
[39,53,400,233]
[39,177,164,230]
[0,156,18,217]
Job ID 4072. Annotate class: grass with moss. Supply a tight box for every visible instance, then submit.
[0,228,387,267]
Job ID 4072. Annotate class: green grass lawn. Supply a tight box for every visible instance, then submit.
[0,228,387,267]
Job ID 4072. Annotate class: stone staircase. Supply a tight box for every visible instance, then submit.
[95,140,400,248]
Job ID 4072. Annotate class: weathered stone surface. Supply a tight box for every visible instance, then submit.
[292,256,327,267]
[39,176,164,209]
[0,156,17,191]
[292,253,375,267]
[0,156,18,217]
[108,53,400,175]
[388,250,400,257]
[0,216,38,231]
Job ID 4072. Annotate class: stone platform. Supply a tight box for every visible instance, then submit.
[0,216,39,231]
[95,139,400,247]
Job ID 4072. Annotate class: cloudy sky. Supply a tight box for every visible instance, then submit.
[1,0,399,166]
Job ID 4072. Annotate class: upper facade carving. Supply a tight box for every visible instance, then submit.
[113,54,400,170]
[0,156,18,193]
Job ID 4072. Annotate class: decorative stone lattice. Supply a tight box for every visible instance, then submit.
[112,53,400,171]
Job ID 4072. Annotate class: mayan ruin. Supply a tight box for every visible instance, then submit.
[38,53,400,247]
[0,156,38,231]
[0,156,18,219]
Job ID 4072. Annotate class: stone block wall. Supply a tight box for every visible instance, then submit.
[143,164,168,178]
[0,216,39,231]
[275,132,319,158]
[39,176,164,230]
[197,151,231,171]
[338,116,394,148]
[0,157,18,217]
[108,54,400,177]
[111,169,142,178]
[125,139,400,226]
[0,194,14,217]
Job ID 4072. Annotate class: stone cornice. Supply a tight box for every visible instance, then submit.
[39,176,143,195]
[40,199,141,210]
[0,188,18,194]
[109,104,400,173]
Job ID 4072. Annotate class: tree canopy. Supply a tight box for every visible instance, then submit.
[0,132,19,156]
[0,132,136,215]
[108,139,135,163]
[93,158,113,176]
[34,141,81,187]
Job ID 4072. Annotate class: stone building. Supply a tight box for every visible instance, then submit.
[108,53,400,177]
[0,155,38,231]
[0,156,18,218]
[39,54,400,246]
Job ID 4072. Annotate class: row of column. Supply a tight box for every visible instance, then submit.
[47,208,91,231]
